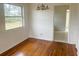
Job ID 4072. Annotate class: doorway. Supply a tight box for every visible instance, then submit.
[53,5,70,43]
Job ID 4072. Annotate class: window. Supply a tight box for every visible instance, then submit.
[4,4,23,30]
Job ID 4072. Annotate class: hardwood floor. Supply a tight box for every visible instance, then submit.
[0,38,77,56]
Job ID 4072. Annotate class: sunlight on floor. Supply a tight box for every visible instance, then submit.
[16,52,24,56]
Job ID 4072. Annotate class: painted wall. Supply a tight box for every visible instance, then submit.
[0,4,29,53]
[0,4,5,31]
[69,4,78,44]
[28,4,54,41]
[76,4,79,56]
[53,5,69,31]
[69,4,79,55]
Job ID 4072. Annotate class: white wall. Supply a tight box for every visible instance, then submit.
[69,4,79,55]
[69,4,78,44]
[74,4,79,56]
[0,4,29,53]
[28,4,54,41]
[0,4,5,31]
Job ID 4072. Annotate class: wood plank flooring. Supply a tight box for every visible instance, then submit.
[0,38,77,56]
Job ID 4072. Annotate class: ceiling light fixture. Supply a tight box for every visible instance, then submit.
[37,4,49,10]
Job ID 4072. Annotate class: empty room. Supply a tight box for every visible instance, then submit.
[0,3,79,56]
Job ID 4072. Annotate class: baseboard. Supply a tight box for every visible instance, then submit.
[54,40,68,43]
[28,37,52,42]
[28,36,53,41]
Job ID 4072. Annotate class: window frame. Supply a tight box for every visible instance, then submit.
[4,3,24,30]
